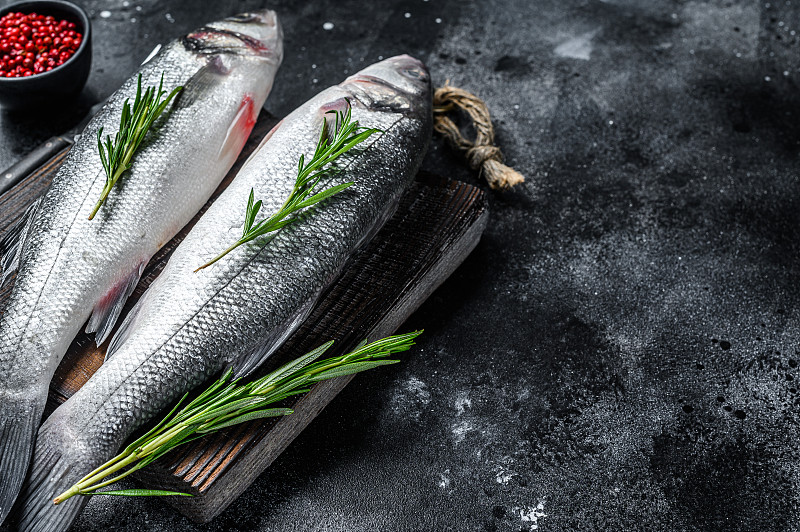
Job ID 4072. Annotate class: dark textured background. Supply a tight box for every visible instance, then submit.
[2,0,800,531]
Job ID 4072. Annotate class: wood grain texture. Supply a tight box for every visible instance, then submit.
[0,113,487,523]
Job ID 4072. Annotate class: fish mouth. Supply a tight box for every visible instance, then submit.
[182,27,272,57]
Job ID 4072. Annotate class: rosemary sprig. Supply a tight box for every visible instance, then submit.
[53,330,422,504]
[89,73,182,220]
[195,102,380,271]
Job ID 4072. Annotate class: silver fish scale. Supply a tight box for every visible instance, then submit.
[56,62,433,458]
[0,27,282,400]
[11,14,284,531]
[0,49,194,386]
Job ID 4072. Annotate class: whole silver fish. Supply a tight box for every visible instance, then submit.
[0,11,282,522]
[18,55,431,532]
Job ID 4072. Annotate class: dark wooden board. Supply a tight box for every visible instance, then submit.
[0,112,488,523]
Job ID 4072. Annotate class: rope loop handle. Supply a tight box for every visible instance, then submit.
[433,84,524,190]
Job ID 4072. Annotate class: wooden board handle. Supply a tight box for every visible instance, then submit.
[0,136,72,196]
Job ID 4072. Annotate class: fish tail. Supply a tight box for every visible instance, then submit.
[0,397,40,525]
[16,409,98,532]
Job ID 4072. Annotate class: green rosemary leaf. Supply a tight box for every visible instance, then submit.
[194,100,381,271]
[252,375,314,404]
[122,390,191,455]
[307,359,400,381]
[189,396,269,425]
[53,331,421,505]
[244,190,258,235]
[257,389,312,404]
[296,182,354,210]
[89,73,182,220]
[92,489,192,498]
[143,433,204,464]
[249,341,333,394]
[196,408,294,433]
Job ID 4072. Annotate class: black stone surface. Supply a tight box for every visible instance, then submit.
[2,0,800,531]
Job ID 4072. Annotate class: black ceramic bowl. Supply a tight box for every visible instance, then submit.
[0,0,91,109]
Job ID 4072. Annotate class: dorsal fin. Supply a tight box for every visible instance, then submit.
[0,198,41,287]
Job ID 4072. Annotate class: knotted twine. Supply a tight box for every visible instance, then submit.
[433,84,524,190]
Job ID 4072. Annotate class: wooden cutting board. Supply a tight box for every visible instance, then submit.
[0,112,488,523]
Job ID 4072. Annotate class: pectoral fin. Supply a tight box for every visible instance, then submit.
[218,93,258,162]
[228,298,315,379]
[86,260,147,346]
[105,271,164,360]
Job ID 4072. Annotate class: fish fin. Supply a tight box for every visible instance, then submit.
[16,409,99,532]
[140,43,161,65]
[173,55,229,110]
[86,261,147,346]
[104,298,142,361]
[105,270,163,360]
[0,198,41,287]
[0,396,41,525]
[229,298,315,379]
[218,92,258,162]
[316,98,352,140]
[319,96,352,116]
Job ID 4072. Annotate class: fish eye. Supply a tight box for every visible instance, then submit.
[225,13,259,23]
[402,68,426,80]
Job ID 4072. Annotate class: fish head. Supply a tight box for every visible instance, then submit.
[182,9,283,63]
[179,10,283,108]
[340,55,432,116]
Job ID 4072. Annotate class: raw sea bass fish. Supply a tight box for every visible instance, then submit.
[18,55,431,532]
[0,10,282,522]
